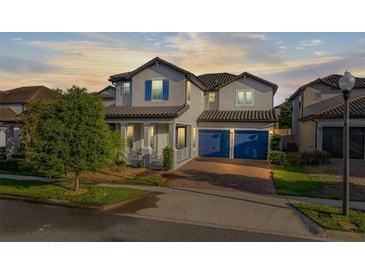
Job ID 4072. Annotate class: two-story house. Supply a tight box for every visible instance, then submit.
[290,74,365,159]
[0,86,58,154]
[105,57,278,169]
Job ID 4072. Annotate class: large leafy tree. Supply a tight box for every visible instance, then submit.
[19,86,114,192]
[278,99,292,129]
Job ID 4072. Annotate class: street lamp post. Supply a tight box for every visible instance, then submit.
[338,71,356,216]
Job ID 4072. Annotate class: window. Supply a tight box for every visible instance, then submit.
[149,124,155,149]
[187,81,191,101]
[121,82,131,95]
[192,127,196,148]
[176,126,186,149]
[236,90,253,106]
[152,80,163,100]
[208,92,216,103]
[127,125,134,149]
[314,89,322,99]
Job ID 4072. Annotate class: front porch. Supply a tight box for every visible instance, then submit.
[115,122,193,170]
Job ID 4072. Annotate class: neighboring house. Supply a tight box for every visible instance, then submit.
[106,57,278,169]
[273,102,291,136]
[93,85,116,107]
[0,86,58,155]
[289,74,365,159]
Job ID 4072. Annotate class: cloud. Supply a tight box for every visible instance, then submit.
[11,37,23,41]
[0,56,58,74]
[295,46,304,50]
[299,39,323,47]
[313,51,323,56]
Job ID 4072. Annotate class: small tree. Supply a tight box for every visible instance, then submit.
[19,86,114,192]
[278,99,292,129]
[110,130,127,164]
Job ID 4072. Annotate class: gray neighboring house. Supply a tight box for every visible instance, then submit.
[0,86,58,155]
[105,57,278,169]
[289,74,365,159]
[93,85,116,107]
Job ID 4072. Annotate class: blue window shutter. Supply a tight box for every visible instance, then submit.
[162,80,169,100]
[145,80,152,101]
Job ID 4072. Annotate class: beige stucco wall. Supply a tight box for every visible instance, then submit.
[176,82,205,158]
[298,120,316,152]
[117,63,186,107]
[219,77,273,111]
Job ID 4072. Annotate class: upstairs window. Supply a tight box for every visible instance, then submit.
[152,80,163,100]
[121,82,131,95]
[236,90,254,106]
[208,92,216,103]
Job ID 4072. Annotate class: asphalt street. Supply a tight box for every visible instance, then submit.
[0,199,316,242]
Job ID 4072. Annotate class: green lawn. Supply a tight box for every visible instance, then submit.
[292,202,365,233]
[273,163,340,198]
[0,178,149,206]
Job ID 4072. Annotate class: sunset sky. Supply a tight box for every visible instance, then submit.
[1,32,364,105]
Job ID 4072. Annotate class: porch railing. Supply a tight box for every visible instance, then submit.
[176,147,191,163]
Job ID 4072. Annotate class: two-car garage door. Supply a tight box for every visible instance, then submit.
[199,130,268,160]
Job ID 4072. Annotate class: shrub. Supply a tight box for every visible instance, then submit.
[270,134,282,151]
[0,159,34,172]
[299,150,330,165]
[110,130,126,165]
[163,146,174,171]
[267,151,286,165]
[11,153,26,159]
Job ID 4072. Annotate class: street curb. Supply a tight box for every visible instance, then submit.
[0,194,100,210]
[101,193,154,211]
[0,192,152,212]
[325,229,365,242]
[286,201,327,238]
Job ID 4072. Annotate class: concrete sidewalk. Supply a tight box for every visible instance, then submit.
[0,173,60,182]
[100,183,324,239]
[286,195,365,211]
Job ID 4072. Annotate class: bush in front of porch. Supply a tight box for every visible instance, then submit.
[162,146,174,171]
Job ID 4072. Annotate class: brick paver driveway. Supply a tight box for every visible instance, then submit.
[165,157,276,194]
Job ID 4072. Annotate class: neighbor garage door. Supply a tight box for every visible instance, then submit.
[322,127,365,159]
[199,130,230,158]
[234,130,269,160]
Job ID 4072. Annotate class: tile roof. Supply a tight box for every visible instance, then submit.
[0,106,17,122]
[313,95,365,119]
[197,72,278,92]
[197,73,237,90]
[109,57,278,92]
[0,86,57,104]
[105,105,189,119]
[197,110,277,122]
[97,85,115,99]
[290,74,365,100]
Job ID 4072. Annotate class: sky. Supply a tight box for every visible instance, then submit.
[0,32,365,105]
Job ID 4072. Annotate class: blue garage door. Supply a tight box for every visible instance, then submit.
[199,130,230,158]
[234,131,268,160]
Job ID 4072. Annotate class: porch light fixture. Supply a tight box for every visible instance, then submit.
[338,70,355,216]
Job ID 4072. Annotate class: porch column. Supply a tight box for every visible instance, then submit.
[120,123,128,163]
[5,125,15,158]
[142,123,152,167]
[168,122,177,168]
